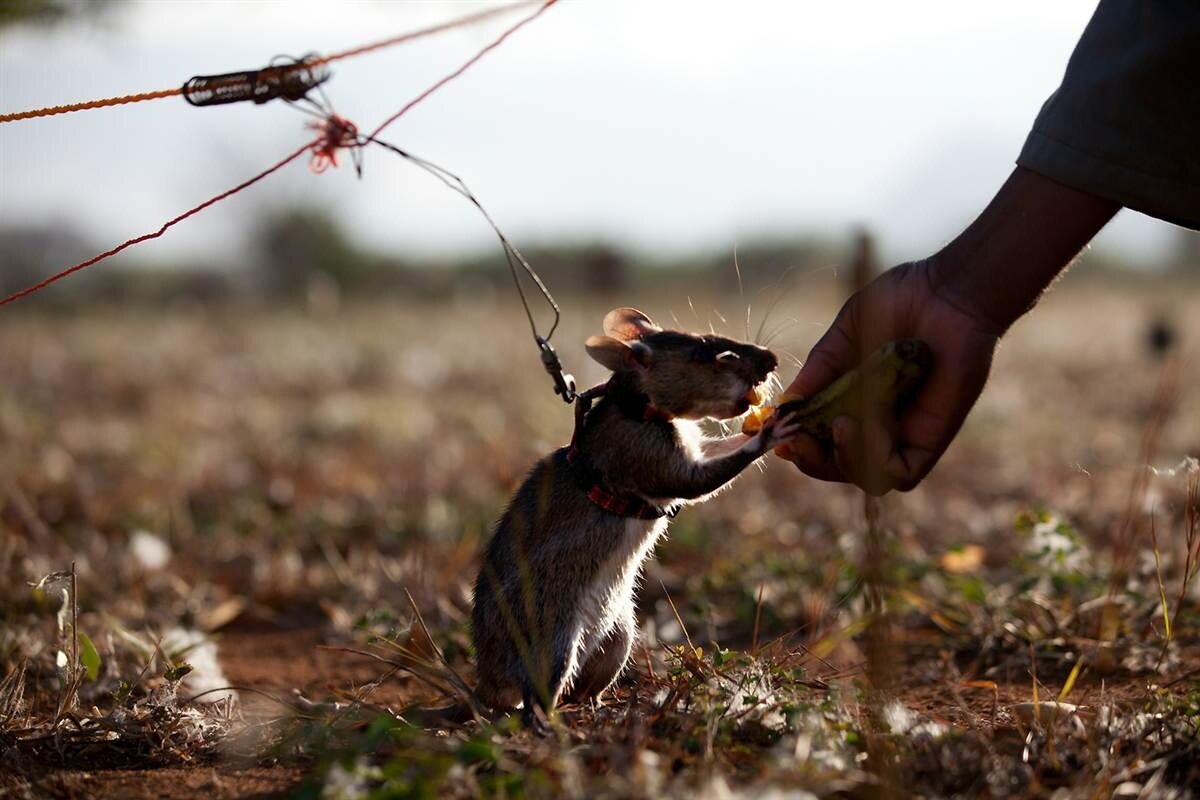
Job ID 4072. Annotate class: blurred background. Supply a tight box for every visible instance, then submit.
[3,5,1199,796]
[2,0,1197,307]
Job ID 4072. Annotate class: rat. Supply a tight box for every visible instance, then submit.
[470,307,801,729]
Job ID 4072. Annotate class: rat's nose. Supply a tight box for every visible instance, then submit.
[750,346,778,378]
[735,345,777,382]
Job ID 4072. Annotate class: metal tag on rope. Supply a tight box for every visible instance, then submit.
[0,0,561,309]
[183,55,331,107]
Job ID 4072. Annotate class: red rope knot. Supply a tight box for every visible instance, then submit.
[308,114,360,174]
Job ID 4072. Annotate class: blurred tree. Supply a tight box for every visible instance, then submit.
[251,206,375,301]
[450,242,632,293]
[0,0,112,30]
[582,244,628,293]
[0,223,91,299]
[846,227,877,298]
[705,237,839,290]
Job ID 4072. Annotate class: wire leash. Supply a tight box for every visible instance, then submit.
[365,137,576,403]
[277,72,575,404]
[0,0,577,404]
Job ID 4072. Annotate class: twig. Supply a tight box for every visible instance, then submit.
[751,583,765,655]
[659,581,695,652]
[403,588,483,717]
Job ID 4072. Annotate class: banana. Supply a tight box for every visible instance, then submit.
[742,339,932,442]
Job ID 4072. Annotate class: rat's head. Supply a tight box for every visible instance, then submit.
[585,308,778,420]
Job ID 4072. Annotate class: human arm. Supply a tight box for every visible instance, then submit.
[776,0,1198,494]
[775,166,1118,494]
[1016,0,1200,228]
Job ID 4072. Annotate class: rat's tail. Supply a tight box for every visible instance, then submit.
[402,701,486,729]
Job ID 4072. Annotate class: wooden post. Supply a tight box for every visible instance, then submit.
[849,227,877,297]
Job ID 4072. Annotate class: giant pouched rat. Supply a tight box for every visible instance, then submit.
[471,307,801,729]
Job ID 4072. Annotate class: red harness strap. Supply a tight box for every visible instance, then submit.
[566,380,678,521]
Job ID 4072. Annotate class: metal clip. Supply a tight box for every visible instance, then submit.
[182,55,330,108]
[537,337,576,403]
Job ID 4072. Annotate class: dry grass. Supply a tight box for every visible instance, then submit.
[1,275,1198,798]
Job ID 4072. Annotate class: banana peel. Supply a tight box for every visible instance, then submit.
[742,338,932,442]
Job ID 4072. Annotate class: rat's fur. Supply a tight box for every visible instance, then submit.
[471,308,797,725]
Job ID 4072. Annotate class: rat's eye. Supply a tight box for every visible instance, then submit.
[691,348,715,363]
[715,351,741,363]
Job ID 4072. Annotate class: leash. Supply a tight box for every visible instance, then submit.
[363,136,577,404]
[0,1,560,310]
[2,0,576,406]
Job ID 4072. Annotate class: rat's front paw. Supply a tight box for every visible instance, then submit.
[760,411,803,449]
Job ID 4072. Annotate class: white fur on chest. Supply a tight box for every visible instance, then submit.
[673,418,705,463]
[575,421,707,646]
[578,517,668,640]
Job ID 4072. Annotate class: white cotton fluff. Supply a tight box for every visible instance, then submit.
[161,627,234,704]
[130,530,171,571]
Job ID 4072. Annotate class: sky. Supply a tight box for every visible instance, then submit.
[0,0,1189,271]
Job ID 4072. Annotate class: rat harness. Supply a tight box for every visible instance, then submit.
[565,378,681,520]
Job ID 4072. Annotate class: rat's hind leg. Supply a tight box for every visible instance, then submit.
[565,614,635,704]
[519,622,584,732]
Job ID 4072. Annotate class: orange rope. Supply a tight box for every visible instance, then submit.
[0,0,539,124]
[316,0,538,66]
[0,0,560,307]
[0,88,183,123]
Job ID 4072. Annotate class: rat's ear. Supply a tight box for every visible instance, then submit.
[602,308,661,342]
[585,335,651,372]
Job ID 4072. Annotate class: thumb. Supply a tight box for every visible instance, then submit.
[784,308,858,398]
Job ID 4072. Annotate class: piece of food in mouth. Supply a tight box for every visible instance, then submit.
[744,384,769,407]
[741,392,801,435]
[740,339,932,441]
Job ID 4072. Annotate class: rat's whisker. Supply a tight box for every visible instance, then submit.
[733,246,750,342]
[754,264,803,344]
[773,348,805,369]
[761,317,803,348]
[753,261,842,343]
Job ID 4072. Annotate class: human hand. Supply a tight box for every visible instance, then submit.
[774,259,1000,494]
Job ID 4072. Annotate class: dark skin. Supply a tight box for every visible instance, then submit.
[776,166,1120,495]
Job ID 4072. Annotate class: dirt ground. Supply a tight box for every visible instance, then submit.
[3,275,1198,797]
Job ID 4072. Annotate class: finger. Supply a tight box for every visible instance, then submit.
[884,442,941,492]
[771,411,804,439]
[775,423,804,442]
[783,302,859,398]
[775,432,848,483]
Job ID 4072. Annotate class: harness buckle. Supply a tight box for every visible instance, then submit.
[537,336,576,403]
